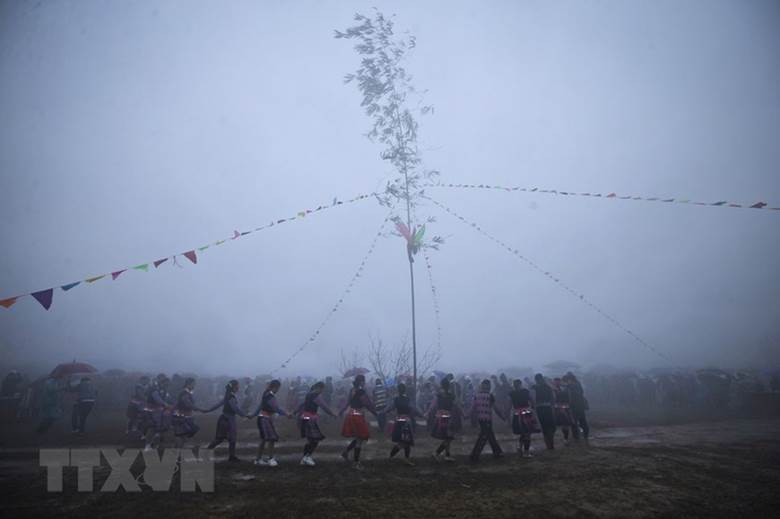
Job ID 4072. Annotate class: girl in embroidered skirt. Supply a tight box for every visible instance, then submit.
[382,383,424,466]
[509,379,540,457]
[552,377,576,445]
[339,374,377,470]
[428,378,460,462]
[205,379,247,462]
[172,377,206,449]
[144,374,173,452]
[295,381,336,466]
[251,379,290,467]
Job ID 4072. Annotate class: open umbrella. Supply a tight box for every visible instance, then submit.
[50,361,97,379]
[342,367,370,379]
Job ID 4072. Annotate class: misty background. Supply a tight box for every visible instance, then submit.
[1,0,778,377]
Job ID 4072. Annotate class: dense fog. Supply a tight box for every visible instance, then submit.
[1,0,778,377]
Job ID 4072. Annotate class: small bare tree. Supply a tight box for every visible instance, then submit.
[336,347,364,377]
[367,333,440,384]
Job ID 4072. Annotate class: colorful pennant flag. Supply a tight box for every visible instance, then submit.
[0,297,18,309]
[426,183,779,212]
[31,289,53,310]
[0,190,374,311]
[182,251,197,264]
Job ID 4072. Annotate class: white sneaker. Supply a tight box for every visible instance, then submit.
[267,457,279,467]
[144,445,153,452]
[254,458,269,466]
[301,456,315,466]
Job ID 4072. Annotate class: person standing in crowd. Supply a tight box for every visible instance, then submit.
[323,376,334,407]
[429,377,460,462]
[0,370,24,422]
[205,379,247,462]
[533,373,557,450]
[144,374,173,451]
[496,373,512,418]
[418,381,434,418]
[286,379,299,411]
[295,381,336,466]
[468,379,506,462]
[295,379,309,410]
[509,379,539,457]
[373,378,389,432]
[463,378,477,427]
[69,377,97,434]
[383,382,424,466]
[172,377,206,449]
[564,372,590,441]
[252,379,291,467]
[126,375,149,435]
[240,378,255,415]
[36,377,63,434]
[339,374,377,470]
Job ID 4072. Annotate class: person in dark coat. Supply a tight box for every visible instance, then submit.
[533,373,556,450]
[36,378,63,434]
[382,383,424,465]
[126,375,149,435]
[69,377,97,434]
[205,380,247,462]
[563,372,589,441]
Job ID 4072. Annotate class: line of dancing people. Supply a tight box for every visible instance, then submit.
[125,371,589,468]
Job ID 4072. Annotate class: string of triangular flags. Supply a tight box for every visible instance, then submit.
[0,193,374,311]
[272,209,395,374]
[424,195,670,362]
[421,246,443,352]
[425,183,779,212]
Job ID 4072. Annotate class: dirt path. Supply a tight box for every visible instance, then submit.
[1,419,779,518]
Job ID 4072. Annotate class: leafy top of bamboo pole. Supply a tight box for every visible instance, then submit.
[335,9,442,250]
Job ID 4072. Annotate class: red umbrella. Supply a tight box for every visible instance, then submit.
[50,361,98,379]
[342,367,370,379]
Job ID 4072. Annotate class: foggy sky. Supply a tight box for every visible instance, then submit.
[1,0,778,377]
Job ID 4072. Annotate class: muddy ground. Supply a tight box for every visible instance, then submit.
[1,411,779,518]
